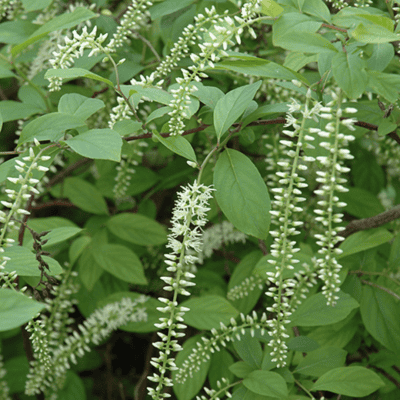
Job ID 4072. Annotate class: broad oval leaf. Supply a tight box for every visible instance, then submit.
[92,244,147,285]
[214,81,262,140]
[311,366,384,396]
[0,289,46,331]
[65,128,123,162]
[332,51,368,99]
[181,295,239,330]
[153,130,197,163]
[64,177,109,215]
[243,370,288,398]
[106,213,167,246]
[290,291,359,326]
[360,285,400,353]
[58,93,104,120]
[214,149,270,239]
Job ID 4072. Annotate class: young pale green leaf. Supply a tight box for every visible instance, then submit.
[311,366,384,396]
[2,246,63,276]
[64,177,109,215]
[106,213,167,246]
[214,149,271,239]
[352,22,399,44]
[0,289,46,331]
[58,94,105,120]
[181,295,239,330]
[338,228,394,259]
[290,291,359,327]
[366,43,394,72]
[233,330,263,369]
[173,335,211,400]
[152,130,197,163]
[65,128,123,162]
[214,81,261,140]
[243,370,288,398]
[260,0,283,17]
[19,112,86,144]
[12,7,96,55]
[45,68,113,88]
[274,31,337,54]
[332,51,368,99]
[302,0,331,23]
[294,346,347,377]
[360,285,400,354]
[92,244,147,285]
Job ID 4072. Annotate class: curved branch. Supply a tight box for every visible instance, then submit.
[339,204,400,238]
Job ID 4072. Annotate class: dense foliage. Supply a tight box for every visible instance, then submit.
[0,0,400,399]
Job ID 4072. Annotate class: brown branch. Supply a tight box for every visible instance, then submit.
[339,204,400,238]
[31,200,76,210]
[321,23,347,33]
[352,119,400,145]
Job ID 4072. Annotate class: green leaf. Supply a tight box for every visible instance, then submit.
[19,112,86,144]
[192,82,224,110]
[338,228,394,259]
[0,110,2,133]
[2,246,63,276]
[242,103,289,128]
[233,330,263,369]
[378,119,397,136]
[260,0,283,18]
[290,291,359,326]
[41,227,82,247]
[92,244,147,285]
[294,347,347,377]
[302,0,331,23]
[352,22,399,44]
[0,20,36,44]
[57,371,86,400]
[332,51,368,99]
[243,370,288,398]
[229,361,256,378]
[3,356,29,394]
[173,335,211,400]
[215,56,307,84]
[275,31,337,54]
[0,100,43,123]
[21,0,52,11]
[69,236,91,266]
[12,8,96,55]
[214,81,262,140]
[181,295,239,330]
[64,177,109,215]
[366,43,395,72]
[45,67,113,88]
[287,336,319,352]
[0,66,15,79]
[367,70,400,103]
[149,0,194,19]
[106,213,167,246]
[153,130,197,163]
[214,149,271,239]
[58,93,105,120]
[78,242,104,291]
[311,366,384,396]
[65,128,123,162]
[360,285,400,353]
[121,84,173,106]
[339,187,384,219]
[0,289,46,331]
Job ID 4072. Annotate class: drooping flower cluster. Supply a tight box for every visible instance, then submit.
[25,295,148,396]
[47,0,153,91]
[266,89,322,368]
[313,89,356,306]
[175,312,268,384]
[198,220,247,264]
[148,181,214,399]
